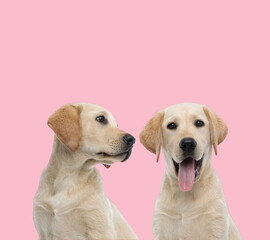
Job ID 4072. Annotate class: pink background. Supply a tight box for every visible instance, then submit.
[1,1,269,239]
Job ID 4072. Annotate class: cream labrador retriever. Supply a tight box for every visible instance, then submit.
[33,103,138,240]
[140,103,241,240]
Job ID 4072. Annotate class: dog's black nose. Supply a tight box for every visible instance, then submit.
[123,134,135,145]
[179,138,197,153]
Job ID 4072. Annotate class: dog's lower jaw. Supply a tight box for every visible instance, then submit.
[96,148,133,163]
[121,149,132,162]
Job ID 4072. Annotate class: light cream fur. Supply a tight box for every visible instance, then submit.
[33,103,138,240]
[140,103,241,240]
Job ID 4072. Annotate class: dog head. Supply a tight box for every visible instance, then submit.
[140,103,227,192]
[48,103,135,167]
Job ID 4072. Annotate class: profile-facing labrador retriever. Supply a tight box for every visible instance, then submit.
[140,103,241,240]
[34,103,138,240]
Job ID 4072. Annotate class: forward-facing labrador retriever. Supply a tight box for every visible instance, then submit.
[33,103,138,240]
[140,103,241,240]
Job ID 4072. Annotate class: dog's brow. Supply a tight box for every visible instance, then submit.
[189,113,204,120]
[166,115,180,122]
[97,111,108,117]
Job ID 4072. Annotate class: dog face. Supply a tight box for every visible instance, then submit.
[80,103,135,165]
[140,103,227,192]
[162,103,210,166]
[48,103,135,166]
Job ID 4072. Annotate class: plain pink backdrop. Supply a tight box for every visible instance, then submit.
[1,1,269,239]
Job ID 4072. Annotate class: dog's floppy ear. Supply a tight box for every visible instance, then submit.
[140,111,164,162]
[48,104,83,152]
[203,106,228,155]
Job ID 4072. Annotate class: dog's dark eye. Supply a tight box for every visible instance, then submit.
[195,120,204,127]
[167,122,177,130]
[96,115,106,123]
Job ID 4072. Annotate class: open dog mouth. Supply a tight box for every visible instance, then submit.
[172,156,203,191]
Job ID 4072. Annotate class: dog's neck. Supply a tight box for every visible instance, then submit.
[44,137,104,196]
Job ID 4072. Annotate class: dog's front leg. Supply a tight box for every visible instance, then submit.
[153,212,182,240]
[208,215,230,240]
[87,229,117,240]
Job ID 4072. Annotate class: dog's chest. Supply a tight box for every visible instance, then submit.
[154,199,211,240]
[177,213,210,240]
[34,192,113,239]
[39,206,90,239]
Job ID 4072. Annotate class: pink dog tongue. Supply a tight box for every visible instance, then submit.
[178,157,195,192]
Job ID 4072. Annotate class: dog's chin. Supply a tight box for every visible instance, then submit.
[96,149,133,167]
[172,155,204,182]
